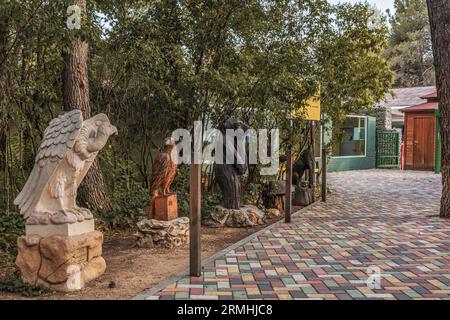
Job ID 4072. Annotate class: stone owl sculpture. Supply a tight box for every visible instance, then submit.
[14,110,118,225]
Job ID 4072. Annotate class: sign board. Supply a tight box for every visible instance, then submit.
[73,247,88,264]
[292,89,321,121]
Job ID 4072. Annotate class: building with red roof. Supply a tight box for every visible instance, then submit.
[400,91,440,172]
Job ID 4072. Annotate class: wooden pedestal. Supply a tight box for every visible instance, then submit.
[152,194,178,221]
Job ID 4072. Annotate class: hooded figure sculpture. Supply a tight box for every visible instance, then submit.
[214,117,251,209]
[14,110,118,225]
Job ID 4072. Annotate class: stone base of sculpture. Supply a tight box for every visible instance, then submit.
[265,208,282,219]
[203,205,266,228]
[262,181,296,212]
[16,230,105,292]
[148,194,178,221]
[136,217,189,248]
[292,184,314,206]
[25,219,95,237]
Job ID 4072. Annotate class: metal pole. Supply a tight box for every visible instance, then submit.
[285,148,292,223]
[189,154,201,277]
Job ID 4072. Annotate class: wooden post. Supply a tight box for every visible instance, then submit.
[309,121,316,201]
[189,155,201,277]
[285,148,292,223]
[321,146,327,202]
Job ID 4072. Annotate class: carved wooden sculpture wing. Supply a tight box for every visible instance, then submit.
[14,110,83,218]
[150,152,172,192]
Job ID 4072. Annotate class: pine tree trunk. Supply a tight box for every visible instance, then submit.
[0,13,8,171]
[62,0,112,211]
[427,0,450,218]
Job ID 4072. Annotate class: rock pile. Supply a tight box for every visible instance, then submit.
[203,205,266,228]
[265,208,282,219]
[136,217,189,248]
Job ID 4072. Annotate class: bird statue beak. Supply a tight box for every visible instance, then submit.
[110,125,118,136]
[165,137,175,146]
[240,122,251,131]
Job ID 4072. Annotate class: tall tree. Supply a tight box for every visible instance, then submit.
[426,0,450,218]
[318,3,395,132]
[0,0,394,219]
[387,0,435,87]
[0,12,8,168]
[62,0,112,210]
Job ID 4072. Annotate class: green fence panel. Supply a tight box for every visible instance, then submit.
[376,131,401,168]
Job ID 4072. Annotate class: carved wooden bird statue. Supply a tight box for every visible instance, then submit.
[148,137,178,218]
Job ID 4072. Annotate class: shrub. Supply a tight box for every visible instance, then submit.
[0,211,24,261]
[0,272,49,297]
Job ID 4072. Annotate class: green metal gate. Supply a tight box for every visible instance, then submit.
[376,131,401,168]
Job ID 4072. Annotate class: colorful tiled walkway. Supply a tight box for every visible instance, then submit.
[137,170,450,300]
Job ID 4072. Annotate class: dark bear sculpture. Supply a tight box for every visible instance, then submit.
[280,147,315,187]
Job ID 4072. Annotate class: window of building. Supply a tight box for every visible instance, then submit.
[332,116,366,157]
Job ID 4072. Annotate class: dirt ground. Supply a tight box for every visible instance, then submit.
[0,217,284,300]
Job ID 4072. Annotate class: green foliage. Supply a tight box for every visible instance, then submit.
[244,181,264,207]
[201,190,222,219]
[0,1,393,256]
[0,212,24,258]
[171,165,222,218]
[0,273,49,297]
[96,187,148,230]
[318,3,395,133]
[95,146,149,230]
[171,165,191,217]
[386,0,435,87]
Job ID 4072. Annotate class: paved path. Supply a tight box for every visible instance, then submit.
[137,170,450,300]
